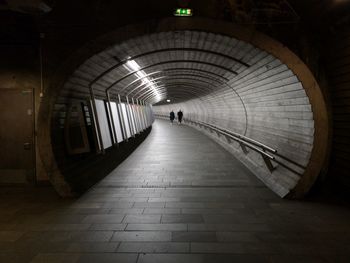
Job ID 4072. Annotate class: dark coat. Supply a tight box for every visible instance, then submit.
[170,111,175,120]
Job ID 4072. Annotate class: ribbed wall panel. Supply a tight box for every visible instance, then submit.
[153,48,314,197]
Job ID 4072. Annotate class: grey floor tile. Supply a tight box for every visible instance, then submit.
[161,214,204,223]
[82,214,125,224]
[216,232,260,242]
[126,223,187,231]
[102,202,134,209]
[0,252,36,263]
[181,208,235,214]
[77,253,138,263]
[72,231,114,242]
[188,223,271,232]
[191,242,245,253]
[89,223,126,231]
[133,202,165,208]
[267,255,328,263]
[137,253,203,263]
[48,224,92,231]
[117,241,189,253]
[30,253,80,263]
[1,120,350,262]
[65,242,119,252]
[0,231,24,242]
[143,208,181,214]
[111,231,172,242]
[109,208,144,214]
[137,253,269,263]
[122,214,161,223]
[172,231,217,242]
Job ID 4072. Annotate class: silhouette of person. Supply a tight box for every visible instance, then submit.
[177,110,183,124]
[169,110,175,124]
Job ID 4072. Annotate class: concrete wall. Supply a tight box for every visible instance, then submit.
[0,43,49,184]
[327,29,350,191]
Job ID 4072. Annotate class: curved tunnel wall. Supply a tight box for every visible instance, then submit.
[153,55,313,197]
[51,97,154,195]
[39,18,328,198]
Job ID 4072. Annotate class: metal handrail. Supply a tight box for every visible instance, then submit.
[203,122,275,160]
[202,121,307,170]
[197,121,276,153]
[154,113,306,176]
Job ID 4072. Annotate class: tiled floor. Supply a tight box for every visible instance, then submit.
[1,120,350,262]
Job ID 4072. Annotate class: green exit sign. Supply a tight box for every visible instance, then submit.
[174,8,193,17]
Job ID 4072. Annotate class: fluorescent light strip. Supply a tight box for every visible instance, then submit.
[126,60,140,71]
[125,60,163,102]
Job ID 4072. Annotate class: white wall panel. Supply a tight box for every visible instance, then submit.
[128,104,136,135]
[121,103,131,138]
[95,99,113,149]
[110,102,124,143]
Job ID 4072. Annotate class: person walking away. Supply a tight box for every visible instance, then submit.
[170,110,175,125]
[177,110,183,124]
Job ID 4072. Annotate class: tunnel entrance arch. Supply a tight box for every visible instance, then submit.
[38,17,329,198]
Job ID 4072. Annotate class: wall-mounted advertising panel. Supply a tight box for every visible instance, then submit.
[95,99,113,149]
[121,103,131,138]
[109,102,124,143]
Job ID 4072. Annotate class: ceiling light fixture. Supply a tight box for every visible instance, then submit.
[167,99,171,103]
[125,60,163,103]
[125,60,140,72]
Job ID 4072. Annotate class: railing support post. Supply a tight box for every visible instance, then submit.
[262,154,275,173]
[240,143,249,154]
[224,134,232,143]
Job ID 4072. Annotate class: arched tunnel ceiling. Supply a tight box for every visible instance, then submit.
[49,17,329,198]
[62,30,263,105]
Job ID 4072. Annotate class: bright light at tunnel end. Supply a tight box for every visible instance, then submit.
[125,59,164,103]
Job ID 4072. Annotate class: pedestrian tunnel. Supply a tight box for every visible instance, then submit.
[39,18,328,199]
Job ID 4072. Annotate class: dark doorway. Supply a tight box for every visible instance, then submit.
[0,88,35,184]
